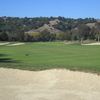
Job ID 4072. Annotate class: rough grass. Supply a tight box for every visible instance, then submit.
[0,42,100,73]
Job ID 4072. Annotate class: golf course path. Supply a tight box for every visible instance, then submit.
[0,68,100,100]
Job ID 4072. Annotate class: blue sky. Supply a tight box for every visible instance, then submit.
[0,0,100,18]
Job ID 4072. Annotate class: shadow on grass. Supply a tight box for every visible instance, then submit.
[0,54,7,57]
[0,54,20,63]
[0,58,19,63]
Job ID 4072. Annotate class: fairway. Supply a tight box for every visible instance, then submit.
[0,42,100,73]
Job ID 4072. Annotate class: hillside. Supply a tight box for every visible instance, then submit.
[26,19,62,34]
[0,16,100,42]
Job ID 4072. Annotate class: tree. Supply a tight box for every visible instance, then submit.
[0,32,8,41]
[78,24,90,44]
[89,27,96,40]
[40,30,51,41]
[95,22,100,42]
[71,28,79,41]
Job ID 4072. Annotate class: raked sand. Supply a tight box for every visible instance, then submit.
[0,68,100,100]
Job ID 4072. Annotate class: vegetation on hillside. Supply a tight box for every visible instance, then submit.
[0,16,100,42]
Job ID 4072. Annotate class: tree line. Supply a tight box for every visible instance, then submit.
[0,16,100,42]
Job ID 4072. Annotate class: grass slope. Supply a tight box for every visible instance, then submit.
[0,42,100,73]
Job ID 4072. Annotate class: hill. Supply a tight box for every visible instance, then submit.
[0,16,100,42]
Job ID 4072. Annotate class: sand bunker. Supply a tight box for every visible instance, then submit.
[82,42,100,45]
[7,43,25,46]
[0,68,100,100]
[0,42,10,45]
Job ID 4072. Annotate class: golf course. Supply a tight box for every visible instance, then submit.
[1,42,100,100]
[1,0,100,99]
[0,42,100,73]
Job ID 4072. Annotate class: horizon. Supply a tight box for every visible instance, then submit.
[0,16,99,20]
[0,0,100,19]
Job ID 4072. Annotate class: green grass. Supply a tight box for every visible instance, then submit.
[0,42,100,73]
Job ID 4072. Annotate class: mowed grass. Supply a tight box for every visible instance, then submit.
[0,42,100,73]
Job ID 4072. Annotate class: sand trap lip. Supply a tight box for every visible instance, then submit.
[7,43,25,46]
[0,42,10,45]
[82,42,100,45]
[0,68,100,100]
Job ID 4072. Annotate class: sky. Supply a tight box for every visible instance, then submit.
[0,0,100,18]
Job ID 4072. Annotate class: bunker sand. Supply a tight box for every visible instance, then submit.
[7,43,25,46]
[0,68,100,100]
[82,42,100,45]
[0,42,10,45]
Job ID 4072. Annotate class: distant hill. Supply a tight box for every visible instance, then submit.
[25,19,63,34]
[0,16,100,42]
